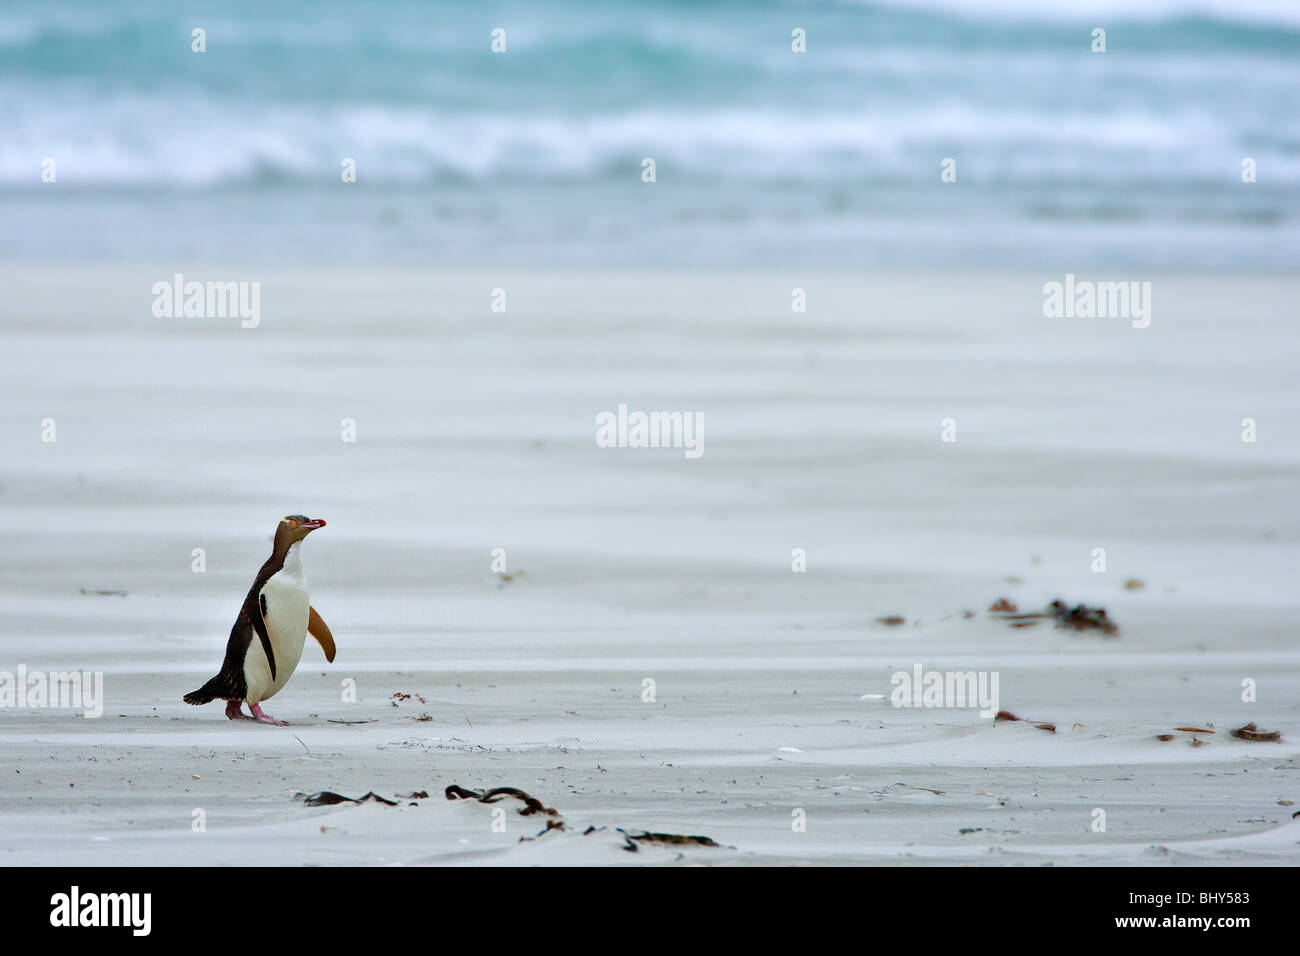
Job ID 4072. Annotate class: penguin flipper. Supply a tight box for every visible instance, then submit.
[251,595,276,681]
[308,606,336,663]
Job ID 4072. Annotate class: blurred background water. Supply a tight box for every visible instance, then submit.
[2,0,1297,267]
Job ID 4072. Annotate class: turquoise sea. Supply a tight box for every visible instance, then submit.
[2,0,1297,267]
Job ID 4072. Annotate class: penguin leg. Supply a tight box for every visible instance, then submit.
[249,703,288,726]
[225,700,253,720]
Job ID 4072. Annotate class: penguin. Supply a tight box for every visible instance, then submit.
[183,515,335,725]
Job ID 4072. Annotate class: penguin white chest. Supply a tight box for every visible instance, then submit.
[244,544,310,704]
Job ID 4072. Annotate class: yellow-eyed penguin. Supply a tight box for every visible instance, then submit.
[183,515,335,725]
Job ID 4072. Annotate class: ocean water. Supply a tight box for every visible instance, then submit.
[2,0,1297,267]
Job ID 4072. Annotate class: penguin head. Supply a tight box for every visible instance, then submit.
[276,514,326,548]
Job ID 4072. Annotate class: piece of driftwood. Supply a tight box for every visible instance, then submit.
[1230,722,1281,742]
[618,828,721,852]
[1047,600,1118,635]
[988,598,1119,635]
[301,790,399,807]
[994,710,1056,733]
[445,784,559,817]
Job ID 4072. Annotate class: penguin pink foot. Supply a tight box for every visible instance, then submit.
[250,703,288,726]
[225,701,253,720]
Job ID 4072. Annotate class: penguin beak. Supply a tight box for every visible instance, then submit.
[301,518,326,531]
